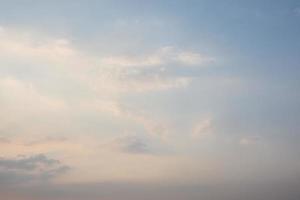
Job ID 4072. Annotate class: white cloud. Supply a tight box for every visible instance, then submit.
[0,27,193,94]
[0,26,199,139]
[100,46,214,68]
[0,77,67,113]
[88,71,191,94]
[239,136,260,145]
[92,101,170,138]
[24,136,68,146]
[191,118,213,139]
[107,134,152,154]
[0,26,76,65]
[0,26,221,184]
[0,26,212,96]
[0,77,68,136]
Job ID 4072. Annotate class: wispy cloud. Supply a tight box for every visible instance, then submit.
[0,26,195,141]
[0,26,76,65]
[239,136,260,145]
[0,77,68,136]
[0,26,212,95]
[0,25,226,185]
[100,46,214,68]
[109,135,152,154]
[24,136,68,146]
[191,118,214,139]
[0,154,70,185]
[0,0,299,198]
[0,77,67,112]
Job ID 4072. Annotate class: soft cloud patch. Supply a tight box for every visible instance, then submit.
[0,26,222,185]
[0,26,208,95]
[191,118,213,139]
[100,46,214,68]
[91,46,212,93]
[0,154,70,185]
[0,26,194,145]
[107,103,170,138]
[0,77,67,113]
[85,100,170,138]
[0,77,68,135]
[25,136,68,146]
[0,26,76,64]
[239,136,260,145]
[110,135,152,154]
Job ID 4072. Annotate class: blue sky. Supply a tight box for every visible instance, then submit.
[0,1,300,200]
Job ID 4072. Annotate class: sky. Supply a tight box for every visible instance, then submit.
[0,0,300,199]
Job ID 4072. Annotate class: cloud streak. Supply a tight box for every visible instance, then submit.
[0,154,70,185]
[100,46,214,68]
[191,118,213,139]
[110,135,152,154]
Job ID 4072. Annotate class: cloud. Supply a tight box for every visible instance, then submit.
[0,77,68,135]
[0,26,76,64]
[0,77,67,113]
[0,25,223,185]
[0,154,70,185]
[82,100,170,138]
[107,103,171,138]
[0,27,205,142]
[88,71,191,95]
[191,118,213,139]
[100,46,214,68]
[0,26,207,95]
[0,26,181,143]
[110,135,152,154]
[0,154,59,170]
[239,136,260,145]
[24,136,68,146]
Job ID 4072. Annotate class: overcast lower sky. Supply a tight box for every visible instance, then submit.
[0,0,300,199]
